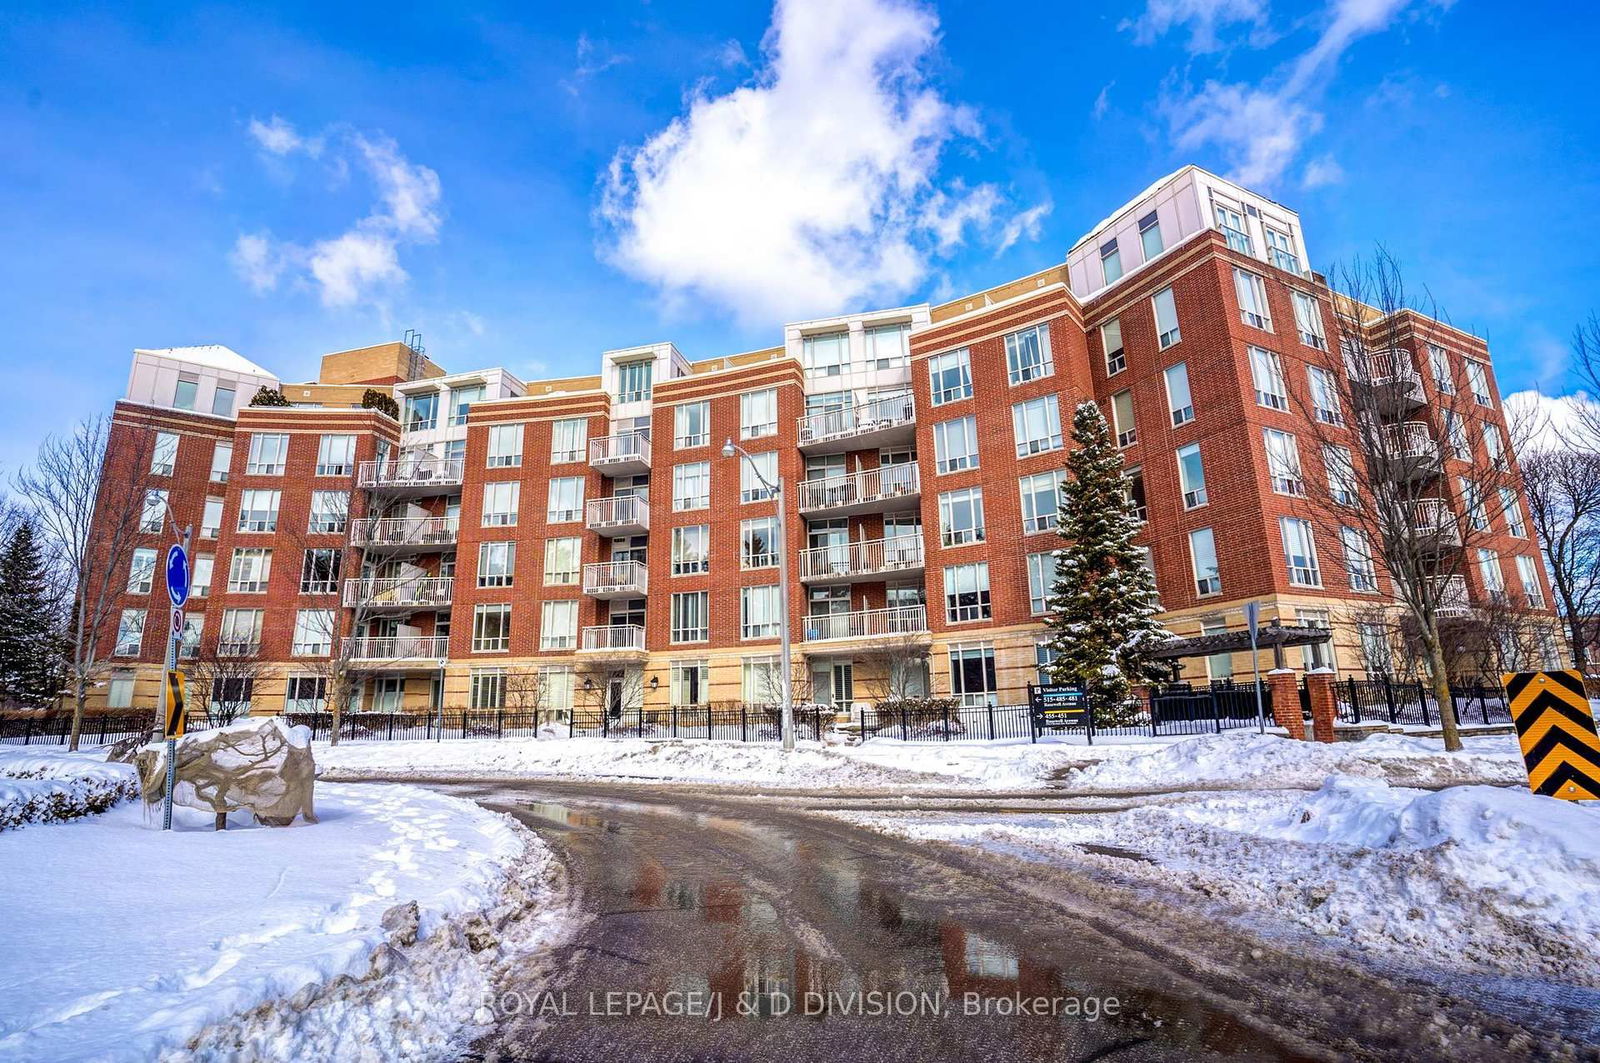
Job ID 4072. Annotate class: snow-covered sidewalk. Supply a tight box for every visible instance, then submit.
[0,766,569,1062]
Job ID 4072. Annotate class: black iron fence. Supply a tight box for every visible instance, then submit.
[568,703,830,743]
[1334,677,1513,728]
[0,712,211,746]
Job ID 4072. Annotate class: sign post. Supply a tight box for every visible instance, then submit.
[162,534,192,831]
[1028,683,1090,744]
[1246,601,1265,734]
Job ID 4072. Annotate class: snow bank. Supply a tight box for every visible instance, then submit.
[0,781,569,1062]
[0,748,140,831]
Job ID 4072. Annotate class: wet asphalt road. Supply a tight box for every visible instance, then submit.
[405,780,1596,1063]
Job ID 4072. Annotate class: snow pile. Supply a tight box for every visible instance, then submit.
[0,748,140,831]
[838,738,1169,790]
[0,781,569,1062]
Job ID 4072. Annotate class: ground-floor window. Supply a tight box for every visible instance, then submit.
[671,659,708,707]
[948,644,996,707]
[107,672,135,709]
[211,677,254,719]
[284,675,327,713]
[1034,642,1057,687]
[471,668,505,710]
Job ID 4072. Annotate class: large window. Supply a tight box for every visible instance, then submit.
[473,603,511,652]
[1152,287,1181,349]
[403,392,438,431]
[616,359,653,403]
[671,660,709,707]
[547,477,584,522]
[218,609,263,656]
[1466,361,1494,407]
[948,644,997,707]
[671,591,709,643]
[1267,228,1300,273]
[309,490,348,534]
[127,548,157,594]
[1478,549,1505,599]
[1215,204,1252,253]
[929,349,973,406]
[1460,476,1489,531]
[151,432,178,476]
[540,600,578,650]
[1249,346,1287,410]
[173,376,198,411]
[741,585,781,639]
[246,432,289,475]
[190,555,213,599]
[1138,210,1163,260]
[115,609,145,656]
[479,541,516,588]
[291,610,334,656]
[1019,471,1061,534]
[1005,325,1053,385]
[488,424,524,468]
[672,462,710,511]
[543,537,579,585]
[933,417,979,473]
[1341,526,1377,592]
[1292,290,1326,348]
[741,388,778,439]
[740,451,778,502]
[1501,487,1527,538]
[1263,429,1304,495]
[1102,318,1126,375]
[742,517,779,569]
[1012,396,1064,456]
[803,332,849,377]
[202,497,224,538]
[1176,444,1208,508]
[236,489,279,533]
[1324,445,1357,507]
[943,562,991,622]
[1234,268,1272,330]
[548,418,586,463]
[671,525,710,575]
[675,401,710,449]
[1280,517,1322,586]
[1484,424,1506,468]
[212,384,235,417]
[210,441,232,483]
[284,676,327,713]
[1099,238,1123,284]
[1190,528,1221,595]
[1111,390,1136,448]
[1309,366,1343,425]
[316,434,356,476]
[865,322,910,369]
[470,669,505,710]
[299,548,340,594]
[227,547,272,593]
[139,489,167,533]
[1026,552,1058,615]
[938,487,986,546]
[482,481,520,526]
[1517,555,1545,607]
[1163,362,1194,426]
[1428,344,1454,394]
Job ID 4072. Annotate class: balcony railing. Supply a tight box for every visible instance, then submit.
[585,495,650,535]
[358,457,465,491]
[796,464,920,515]
[802,605,927,643]
[590,431,651,475]
[350,515,460,549]
[1430,575,1471,617]
[1351,348,1425,411]
[1384,423,1441,476]
[349,635,450,660]
[582,560,648,597]
[797,391,915,451]
[1407,499,1461,547]
[343,576,454,609]
[799,534,925,582]
[580,624,646,653]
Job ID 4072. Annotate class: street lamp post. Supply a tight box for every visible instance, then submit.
[722,438,795,751]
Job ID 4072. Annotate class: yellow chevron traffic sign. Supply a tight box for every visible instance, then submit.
[1503,669,1600,801]
[163,670,187,740]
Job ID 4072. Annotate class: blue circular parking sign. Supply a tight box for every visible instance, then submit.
[165,545,190,607]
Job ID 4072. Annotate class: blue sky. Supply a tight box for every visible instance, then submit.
[1,0,1596,471]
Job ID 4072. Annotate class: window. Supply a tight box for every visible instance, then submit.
[1501,488,1527,538]
[540,600,578,650]
[675,401,710,449]
[479,541,516,587]
[671,591,709,643]
[218,608,263,656]
[1280,517,1321,586]
[1152,287,1181,349]
[542,537,579,585]
[741,585,781,639]
[1248,346,1287,410]
[1125,467,1148,522]
[546,477,584,523]
[1163,363,1193,425]
[1110,390,1136,448]
[291,610,333,656]
[1202,617,1232,679]
[473,604,511,652]
[482,482,521,526]
[488,424,524,468]
[114,609,145,656]
[150,432,178,476]
[309,433,352,477]
[742,656,781,704]
[1215,204,1252,253]
[246,432,288,475]
[742,517,779,569]
[1342,526,1377,592]
[202,497,224,538]
[1324,444,1357,506]
[470,669,505,710]
[672,462,710,511]
[116,554,157,605]
[1190,528,1221,595]
[173,376,198,410]
[939,487,986,546]
[447,384,484,428]
[741,451,777,502]
[865,322,910,369]
[541,666,576,715]
[948,644,997,706]
[226,547,271,593]
[1358,622,1391,676]
[140,489,168,532]
[1309,366,1343,425]
[616,359,654,403]
[933,416,979,473]
[1264,429,1304,495]
[1478,549,1506,599]
[107,673,135,709]
[1517,555,1545,608]
[1292,290,1326,348]
[542,417,584,464]
[1019,471,1062,534]
[1013,396,1064,456]
[1428,344,1454,394]
[235,489,279,533]
[1442,409,1470,460]
[803,332,849,377]
[1460,476,1489,531]
[672,525,710,575]
[309,491,348,534]
[1234,269,1272,330]
[1005,324,1053,385]
[1484,424,1506,467]
[741,388,778,439]
[1102,318,1126,375]
[1138,210,1163,260]
[671,660,709,707]
[1026,551,1058,615]
[929,349,973,405]
[403,392,438,431]
[1099,238,1123,284]
[212,384,235,417]
[210,442,232,483]
[299,548,340,594]
[1266,228,1300,273]
[191,554,213,599]
[1176,444,1208,508]
[943,562,991,622]
[1466,361,1494,407]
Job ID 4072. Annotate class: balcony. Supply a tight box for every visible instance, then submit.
[1408,499,1461,553]
[799,534,925,585]
[1430,575,1471,618]
[586,495,650,537]
[801,605,928,647]
[796,464,921,517]
[1351,348,1425,414]
[358,456,465,496]
[579,624,647,656]
[343,576,454,611]
[350,515,459,553]
[582,560,648,599]
[797,391,915,454]
[348,635,450,666]
[1384,422,1442,481]
[590,431,651,477]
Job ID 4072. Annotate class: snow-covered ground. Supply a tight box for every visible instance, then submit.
[0,748,569,1063]
[0,748,141,831]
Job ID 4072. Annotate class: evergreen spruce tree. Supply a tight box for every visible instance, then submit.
[0,521,65,708]
[1045,402,1171,723]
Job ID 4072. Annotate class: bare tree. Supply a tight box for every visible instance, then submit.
[182,645,276,725]
[1518,448,1600,673]
[15,416,155,750]
[854,631,933,704]
[502,666,552,727]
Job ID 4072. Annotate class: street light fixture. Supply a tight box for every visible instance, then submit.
[722,437,796,751]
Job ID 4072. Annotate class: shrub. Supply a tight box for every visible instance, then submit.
[361,389,400,418]
[248,385,292,408]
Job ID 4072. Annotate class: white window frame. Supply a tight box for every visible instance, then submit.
[675,401,711,450]
[543,537,580,585]
[671,591,710,643]
[246,432,289,476]
[472,603,512,653]
[741,517,779,570]
[546,477,584,523]
[1190,528,1221,596]
[540,600,578,650]
[151,432,178,476]
[1004,325,1053,385]
[740,585,781,640]
[488,424,524,468]
[1026,552,1057,615]
[671,525,710,576]
[943,562,992,623]
[550,418,586,463]
[672,462,710,511]
[315,434,356,477]
[1018,471,1061,534]
[479,541,516,588]
[1249,345,1287,410]
[740,451,778,502]
[1292,290,1326,349]
[938,487,986,547]
[1163,362,1193,426]
[1280,517,1322,587]
[1152,287,1181,349]
[1102,318,1126,375]
[1012,396,1064,457]
[1176,443,1208,508]
[1263,428,1304,495]
[933,416,979,474]
[740,389,778,440]
[291,609,334,656]
[928,349,973,406]
[483,481,521,527]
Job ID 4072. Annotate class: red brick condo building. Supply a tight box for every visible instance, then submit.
[87,166,1561,719]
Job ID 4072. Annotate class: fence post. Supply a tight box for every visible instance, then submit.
[1419,681,1431,727]
[987,701,996,741]
[671,705,677,738]
[569,712,575,739]
[22,717,32,745]
[705,703,712,741]
[1209,687,1222,734]
[497,709,504,740]
[1478,685,1491,726]
[1085,695,1095,746]
[900,706,909,742]
[1346,677,1360,725]
[740,704,748,743]
[1382,673,1397,724]
[942,700,951,742]
[1149,692,1158,738]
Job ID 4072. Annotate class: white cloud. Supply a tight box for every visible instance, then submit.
[230,232,284,292]
[1301,152,1345,188]
[597,0,1043,324]
[1123,0,1271,53]
[997,202,1052,254]
[247,115,321,157]
[1092,82,1113,120]
[1505,390,1599,455]
[562,33,630,96]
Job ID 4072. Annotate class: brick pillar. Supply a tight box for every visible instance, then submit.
[1304,671,1337,743]
[1267,669,1305,740]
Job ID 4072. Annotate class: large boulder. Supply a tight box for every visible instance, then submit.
[135,716,317,826]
